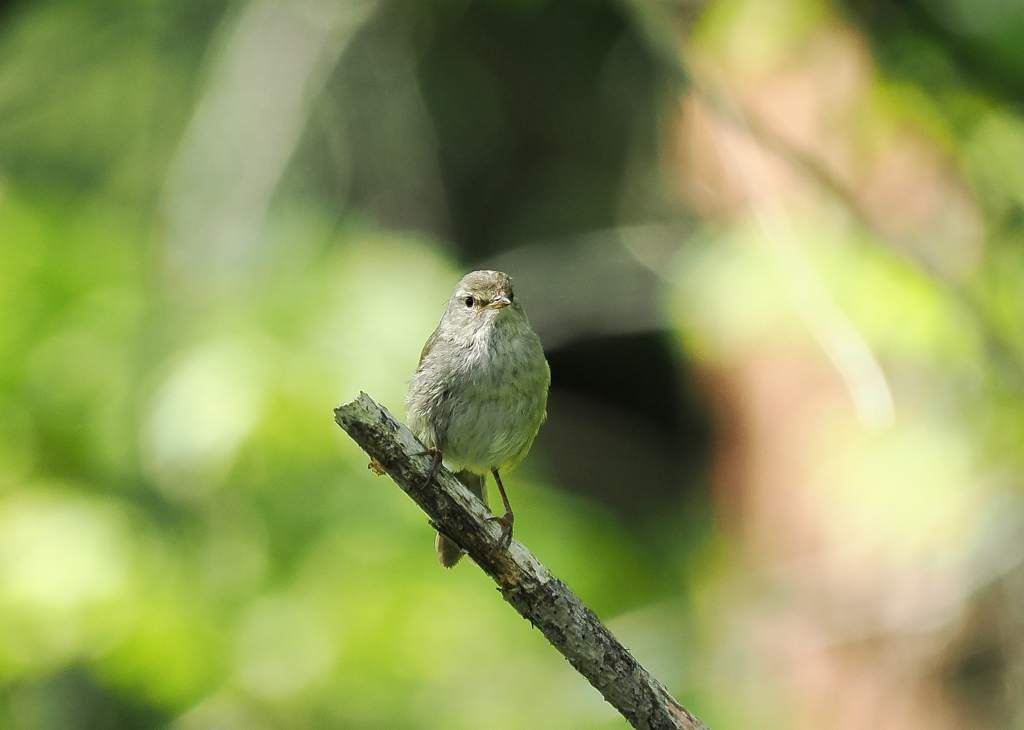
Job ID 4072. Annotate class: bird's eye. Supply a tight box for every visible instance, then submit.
[464,296,474,307]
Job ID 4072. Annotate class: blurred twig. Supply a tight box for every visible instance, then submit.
[334,393,709,730]
[697,84,1024,390]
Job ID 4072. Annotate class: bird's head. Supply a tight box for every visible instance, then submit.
[444,270,520,332]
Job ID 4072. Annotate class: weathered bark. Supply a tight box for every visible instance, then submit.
[334,393,709,730]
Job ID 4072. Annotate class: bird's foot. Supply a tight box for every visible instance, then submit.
[414,448,442,490]
[486,510,514,557]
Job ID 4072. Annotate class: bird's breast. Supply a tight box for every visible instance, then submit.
[434,322,549,472]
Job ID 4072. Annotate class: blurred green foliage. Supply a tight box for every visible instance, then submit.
[3,0,1024,728]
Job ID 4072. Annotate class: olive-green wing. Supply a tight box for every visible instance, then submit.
[418,324,441,366]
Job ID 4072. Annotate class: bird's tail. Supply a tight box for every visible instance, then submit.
[436,470,487,568]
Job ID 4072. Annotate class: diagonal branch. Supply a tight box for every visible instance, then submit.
[334,392,709,730]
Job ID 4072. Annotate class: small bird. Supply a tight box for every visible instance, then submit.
[406,270,550,567]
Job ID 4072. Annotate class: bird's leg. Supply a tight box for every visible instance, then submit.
[486,469,514,555]
[413,448,443,490]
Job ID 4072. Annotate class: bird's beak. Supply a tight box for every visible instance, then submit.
[488,295,512,309]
